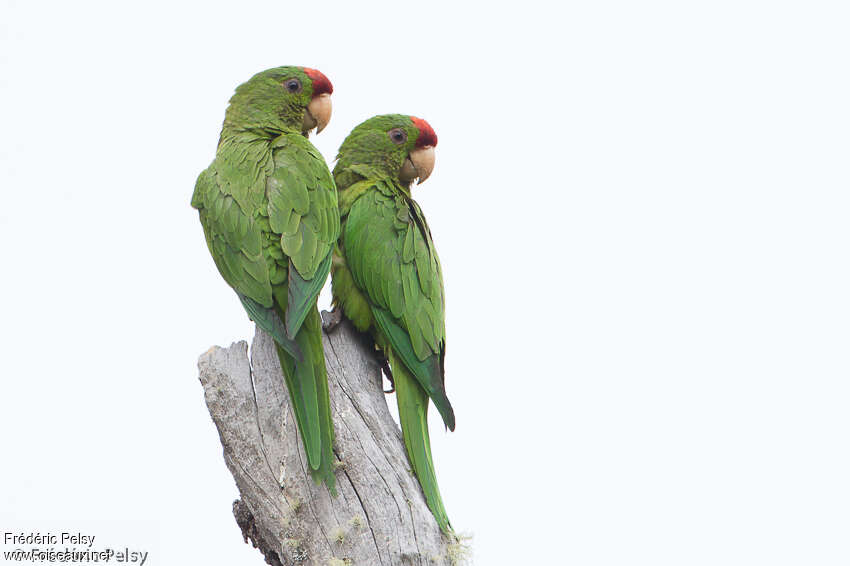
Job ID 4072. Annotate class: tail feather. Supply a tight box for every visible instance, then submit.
[391,350,451,532]
[274,306,337,493]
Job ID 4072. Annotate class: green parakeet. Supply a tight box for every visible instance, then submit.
[191,66,339,492]
[330,114,454,531]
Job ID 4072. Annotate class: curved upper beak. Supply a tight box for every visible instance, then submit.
[304,93,332,134]
[408,146,436,185]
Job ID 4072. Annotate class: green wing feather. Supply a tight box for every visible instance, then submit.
[343,182,454,430]
[237,292,303,363]
[267,134,339,337]
[372,308,454,430]
[335,178,454,530]
[192,150,273,308]
[286,252,332,338]
[193,132,338,492]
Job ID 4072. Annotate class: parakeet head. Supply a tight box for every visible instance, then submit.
[223,66,333,136]
[335,114,438,186]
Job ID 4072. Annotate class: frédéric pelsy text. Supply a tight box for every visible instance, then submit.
[4,532,96,547]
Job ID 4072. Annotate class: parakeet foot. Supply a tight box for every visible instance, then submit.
[321,308,344,333]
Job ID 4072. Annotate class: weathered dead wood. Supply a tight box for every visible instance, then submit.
[197,315,459,566]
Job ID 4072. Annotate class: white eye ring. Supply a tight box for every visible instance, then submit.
[388,128,407,144]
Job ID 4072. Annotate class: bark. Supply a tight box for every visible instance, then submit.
[197,315,461,566]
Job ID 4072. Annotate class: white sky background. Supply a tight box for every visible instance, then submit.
[1,1,848,564]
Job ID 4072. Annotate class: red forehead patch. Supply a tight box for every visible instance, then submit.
[302,67,333,96]
[410,116,438,148]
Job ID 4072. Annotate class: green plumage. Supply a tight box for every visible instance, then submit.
[331,115,454,531]
[192,67,339,492]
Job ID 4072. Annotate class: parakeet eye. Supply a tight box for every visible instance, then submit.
[388,128,407,145]
[284,78,302,93]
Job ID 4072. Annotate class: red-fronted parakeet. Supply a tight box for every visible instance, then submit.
[192,66,339,492]
[330,114,454,531]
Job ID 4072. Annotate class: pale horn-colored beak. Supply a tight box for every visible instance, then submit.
[408,145,436,185]
[304,93,332,134]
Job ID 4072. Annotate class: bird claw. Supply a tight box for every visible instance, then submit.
[321,308,344,333]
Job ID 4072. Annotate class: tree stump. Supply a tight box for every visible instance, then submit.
[197,315,463,565]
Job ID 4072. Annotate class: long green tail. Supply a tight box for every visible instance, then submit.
[390,349,451,532]
[274,306,336,493]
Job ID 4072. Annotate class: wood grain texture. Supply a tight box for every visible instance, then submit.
[197,315,458,566]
